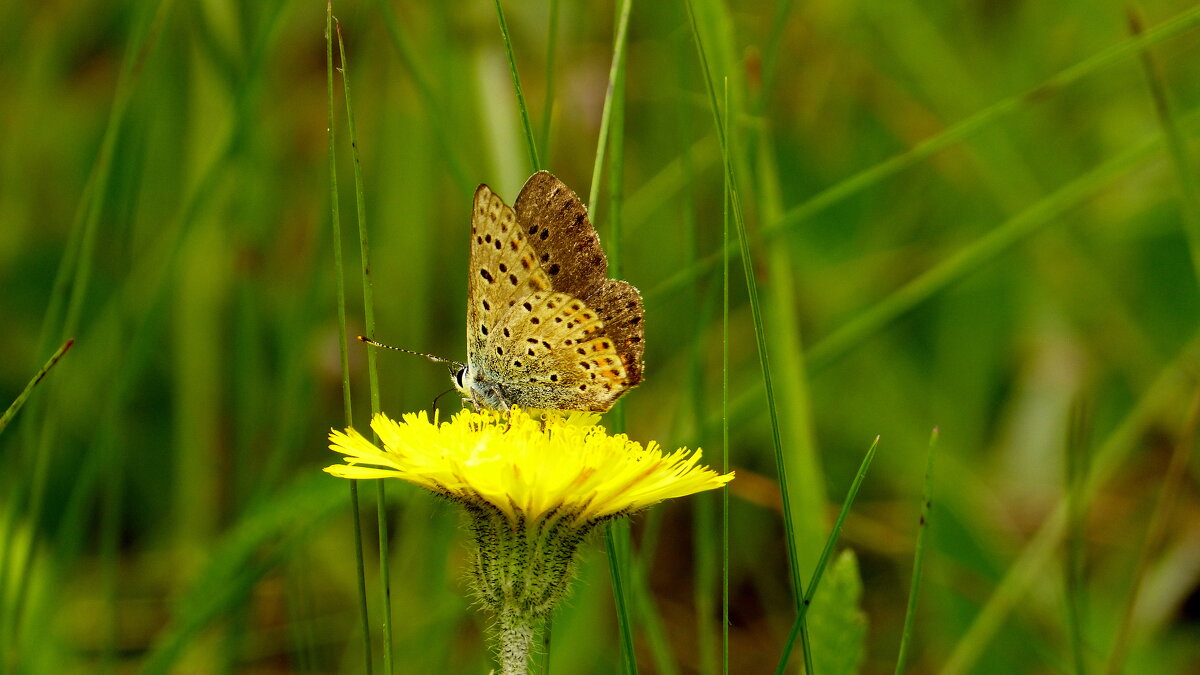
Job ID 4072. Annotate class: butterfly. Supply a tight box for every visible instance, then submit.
[453,171,645,412]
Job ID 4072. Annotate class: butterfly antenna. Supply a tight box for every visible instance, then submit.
[356,336,464,368]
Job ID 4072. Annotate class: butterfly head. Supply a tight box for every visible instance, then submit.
[453,365,511,411]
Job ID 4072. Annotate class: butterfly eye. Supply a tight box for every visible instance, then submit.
[455,367,467,388]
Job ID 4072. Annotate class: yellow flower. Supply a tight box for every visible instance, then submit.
[325,407,733,527]
[325,407,732,675]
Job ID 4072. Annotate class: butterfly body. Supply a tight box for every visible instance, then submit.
[456,171,644,412]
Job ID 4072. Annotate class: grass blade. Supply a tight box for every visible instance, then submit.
[941,333,1200,675]
[1103,388,1200,674]
[587,0,633,219]
[776,437,879,674]
[752,36,825,584]
[0,340,74,437]
[326,5,374,673]
[1127,6,1200,283]
[539,0,560,162]
[1063,399,1091,675]
[1,0,174,658]
[683,0,807,652]
[720,76,731,675]
[895,429,939,675]
[685,63,716,675]
[605,521,638,674]
[335,18,393,673]
[584,2,637,671]
[805,112,1195,372]
[649,3,1200,302]
[373,0,472,193]
[493,0,540,172]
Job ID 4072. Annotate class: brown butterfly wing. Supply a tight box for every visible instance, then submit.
[514,171,608,299]
[515,172,645,387]
[581,280,644,386]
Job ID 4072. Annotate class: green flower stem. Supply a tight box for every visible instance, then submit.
[497,607,536,675]
[466,505,594,675]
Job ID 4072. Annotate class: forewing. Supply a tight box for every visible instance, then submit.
[514,171,608,299]
[468,185,553,366]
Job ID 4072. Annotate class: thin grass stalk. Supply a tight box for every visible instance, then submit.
[604,522,638,674]
[326,6,374,673]
[608,50,670,667]
[805,110,1198,372]
[754,0,794,114]
[98,364,122,675]
[682,0,808,654]
[685,59,716,675]
[1103,389,1200,674]
[629,558,680,675]
[606,0,628,436]
[20,0,282,658]
[138,477,345,674]
[749,11,826,583]
[0,341,74,436]
[19,13,288,667]
[493,0,540,171]
[582,2,637,670]
[720,76,731,675]
[539,0,559,162]
[941,333,1200,675]
[649,3,1200,301]
[895,429,939,675]
[335,20,393,674]
[1,0,173,656]
[606,14,639,666]
[0,338,73,667]
[1063,400,1091,675]
[702,109,1200,438]
[1127,7,1200,284]
[587,0,633,220]
[373,0,472,193]
[775,437,879,674]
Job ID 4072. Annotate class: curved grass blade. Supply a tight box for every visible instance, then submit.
[539,0,560,162]
[776,437,879,674]
[326,5,374,673]
[1103,388,1200,674]
[587,0,633,221]
[0,340,74,437]
[895,429,939,675]
[372,0,472,193]
[140,475,347,674]
[649,4,1200,302]
[721,76,731,675]
[585,2,638,671]
[941,333,1200,674]
[1,0,175,659]
[493,0,541,172]
[805,106,1200,372]
[682,3,809,668]
[335,18,394,673]
[1127,6,1200,283]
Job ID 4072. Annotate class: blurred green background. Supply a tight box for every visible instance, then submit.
[3,0,1200,672]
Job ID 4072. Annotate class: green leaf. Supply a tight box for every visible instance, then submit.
[807,549,867,675]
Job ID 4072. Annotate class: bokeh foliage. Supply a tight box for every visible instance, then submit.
[2,0,1200,672]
